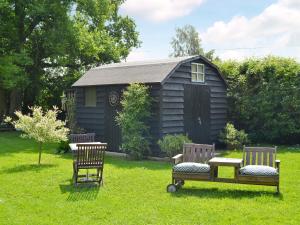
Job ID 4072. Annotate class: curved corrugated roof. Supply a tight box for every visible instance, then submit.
[72,56,227,87]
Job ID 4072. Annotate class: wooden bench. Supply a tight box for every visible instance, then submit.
[167,144,280,193]
[69,133,95,143]
[237,146,280,193]
[167,143,215,192]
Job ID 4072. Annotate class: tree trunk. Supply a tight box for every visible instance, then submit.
[0,87,7,119]
[38,142,42,165]
[8,89,23,116]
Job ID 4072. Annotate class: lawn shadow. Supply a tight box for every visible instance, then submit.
[171,187,283,200]
[105,157,171,171]
[60,180,100,201]
[57,151,171,171]
[0,164,57,174]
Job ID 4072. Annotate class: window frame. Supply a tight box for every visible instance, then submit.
[191,63,205,83]
[84,86,97,107]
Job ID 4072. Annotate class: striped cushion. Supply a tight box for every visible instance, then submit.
[240,165,278,176]
[173,162,210,173]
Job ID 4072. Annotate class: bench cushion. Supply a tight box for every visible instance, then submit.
[240,165,278,176]
[173,162,210,173]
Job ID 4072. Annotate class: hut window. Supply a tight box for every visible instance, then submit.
[85,87,96,107]
[191,63,205,82]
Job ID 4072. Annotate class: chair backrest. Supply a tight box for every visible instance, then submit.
[69,133,95,143]
[243,146,277,167]
[183,143,215,163]
[76,143,107,166]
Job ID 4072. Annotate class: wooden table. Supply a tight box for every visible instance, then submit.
[208,157,243,183]
[69,142,102,152]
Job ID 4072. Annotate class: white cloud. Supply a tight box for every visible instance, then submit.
[125,49,159,62]
[121,0,205,22]
[201,0,300,60]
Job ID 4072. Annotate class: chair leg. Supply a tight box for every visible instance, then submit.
[97,168,103,186]
[73,166,78,186]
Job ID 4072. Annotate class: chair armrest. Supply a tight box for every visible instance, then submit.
[172,154,183,165]
[239,159,244,168]
[275,160,280,172]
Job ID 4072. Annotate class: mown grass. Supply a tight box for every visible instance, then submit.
[0,132,300,225]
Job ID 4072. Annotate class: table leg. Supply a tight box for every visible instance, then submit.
[234,167,239,181]
[214,166,218,178]
[210,166,218,181]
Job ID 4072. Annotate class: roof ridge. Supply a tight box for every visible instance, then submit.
[92,56,195,70]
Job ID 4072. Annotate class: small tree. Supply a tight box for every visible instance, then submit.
[219,123,249,150]
[5,106,69,165]
[116,83,151,159]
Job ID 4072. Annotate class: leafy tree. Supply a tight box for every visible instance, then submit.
[170,24,218,61]
[5,106,69,164]
[116,83,151,159]
[0,0,140,116]
[217,56,300,144]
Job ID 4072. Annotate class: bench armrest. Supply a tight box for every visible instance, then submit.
[172,154,183,165]
[275,159,280,171]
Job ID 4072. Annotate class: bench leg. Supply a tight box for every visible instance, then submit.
[276,184,280,194]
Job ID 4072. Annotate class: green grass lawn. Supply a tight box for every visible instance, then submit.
[0,132,300,225]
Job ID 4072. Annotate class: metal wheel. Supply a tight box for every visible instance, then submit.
[167,184,177,193]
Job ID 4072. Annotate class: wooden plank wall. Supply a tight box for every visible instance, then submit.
[75,87,106,141]
[75,84,161,153]
[161,59,227,142]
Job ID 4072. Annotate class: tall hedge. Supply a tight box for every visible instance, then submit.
[217,56,300,144]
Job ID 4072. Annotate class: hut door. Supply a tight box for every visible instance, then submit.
[104,87,122,151]
[184,85,210,144]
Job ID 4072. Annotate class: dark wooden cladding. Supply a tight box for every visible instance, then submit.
[76,84,161,152]
[76,87,105,137]
[161,58,227,142]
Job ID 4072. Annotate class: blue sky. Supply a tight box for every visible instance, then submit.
[120,0,300,61]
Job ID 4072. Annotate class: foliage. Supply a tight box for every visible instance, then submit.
[0,0,140,115]
[61,91,84,134]
[219,123,249,150]
[158,134,191,158]
[116,83,151,159]
[5,106,69,164]
[56,140,70,153]
[217,56,300,144]
[1,132,300,225]
[170,24,219,61]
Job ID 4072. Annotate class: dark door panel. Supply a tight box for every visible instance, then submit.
[104,86,122,151]
[184,84,210,144]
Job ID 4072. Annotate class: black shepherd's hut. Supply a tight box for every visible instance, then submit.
[72,55,227,154]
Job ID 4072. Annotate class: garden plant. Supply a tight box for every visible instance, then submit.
[5,106,69,164]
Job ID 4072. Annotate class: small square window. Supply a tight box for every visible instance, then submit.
[191,64,197,73]
[191,63,205,83]
[85,87,96,107]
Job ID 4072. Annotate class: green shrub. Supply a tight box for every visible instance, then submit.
[217,56,300,144]
[158,134,191,158]
[219,123,249,150]
[56,140,70,153]
[116,83,151,159]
